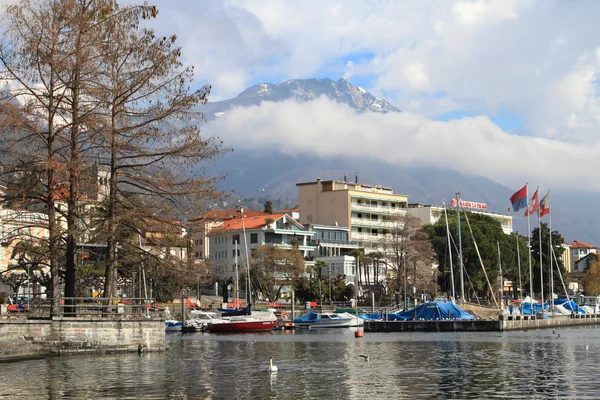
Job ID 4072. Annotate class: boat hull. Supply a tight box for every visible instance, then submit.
[165,320,182,332]
[207,320,276,333]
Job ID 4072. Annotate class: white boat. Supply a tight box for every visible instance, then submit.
[294,312,364,328]
[164,307,182,332]
[182,310,223,332]
[165,320,182,332]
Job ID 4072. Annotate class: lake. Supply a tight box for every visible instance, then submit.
[3,326,600,399]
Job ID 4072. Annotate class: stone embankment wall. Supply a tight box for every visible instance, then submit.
[0,316,165,361]
[502,313,600,330]
[365,314,600,333]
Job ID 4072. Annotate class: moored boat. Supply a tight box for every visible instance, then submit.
[165,320,182,332]
[182,310,223,332]
[207,316,277,333]
[294,312,364,328]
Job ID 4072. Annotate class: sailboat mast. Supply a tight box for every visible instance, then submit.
[497,241,502,310]
[526,183,533,314]
[537,186,544,311]
[516,236,522,303]
[234,240,239,302]
[443,204,456,302]
[456,192,465,304]
[548,191,554,315]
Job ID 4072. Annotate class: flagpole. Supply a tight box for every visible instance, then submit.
[516,235,522,304]
[548,191,554,316]
[443,204,456,302]
[456,192,465,304]
[526,182,533,314]
[537,186,544,314]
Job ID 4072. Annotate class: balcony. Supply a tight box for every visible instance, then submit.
[351,232,391,242]
[350,202,407,216]
[351,218,397,229]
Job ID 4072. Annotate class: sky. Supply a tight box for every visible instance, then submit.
[3,0,600,192]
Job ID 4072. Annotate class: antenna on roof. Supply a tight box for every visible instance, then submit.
[355,174,358,183]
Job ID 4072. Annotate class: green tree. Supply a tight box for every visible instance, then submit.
[264,201,273,214]
[531,222,567,297]
[425,210,528,300]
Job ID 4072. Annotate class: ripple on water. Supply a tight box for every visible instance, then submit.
[2,327,600,399]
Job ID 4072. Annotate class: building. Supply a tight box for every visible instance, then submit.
[566,241,598,294]
[208,212,316,282]
[297,177,408,249]
[568,241,598,273]
[188,209,266,262]
[0,207,50,299]
[306,224,360,258]
[406,204,513,234]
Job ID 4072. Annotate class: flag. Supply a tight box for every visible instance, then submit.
[540,191,550,217]
[524,188,539,217]
[510,185,527,212]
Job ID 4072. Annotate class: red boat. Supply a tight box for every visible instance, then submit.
[207,316,276,333]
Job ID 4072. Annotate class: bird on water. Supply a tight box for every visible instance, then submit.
[552,330,561,338]
[359,355,370,361]
[268,356,278,373]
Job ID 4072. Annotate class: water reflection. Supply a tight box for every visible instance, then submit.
[2,327,600,399]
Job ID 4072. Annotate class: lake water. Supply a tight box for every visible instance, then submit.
[3,326,600,399]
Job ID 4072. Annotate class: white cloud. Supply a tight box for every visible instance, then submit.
[204,98,600,191]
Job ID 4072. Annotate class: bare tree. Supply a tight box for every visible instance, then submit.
[381,216,435,303]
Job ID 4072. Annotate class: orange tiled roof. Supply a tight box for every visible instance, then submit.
[212,213,287,232]
[568,241,598,249]
[190,209,266,221]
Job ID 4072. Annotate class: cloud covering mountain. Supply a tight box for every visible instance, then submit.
[201,78,600,193]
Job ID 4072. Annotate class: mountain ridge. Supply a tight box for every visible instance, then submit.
[201,78,600,245]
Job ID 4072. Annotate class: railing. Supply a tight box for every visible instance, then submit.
[350,203,407,215]
[2,297,156,318]
[351,218,397,228]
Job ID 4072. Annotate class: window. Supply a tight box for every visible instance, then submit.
[251,233,258,243]
[195,252,199,258]
[232,234,240,244]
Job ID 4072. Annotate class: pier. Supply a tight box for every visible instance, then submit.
[364,313,600,332]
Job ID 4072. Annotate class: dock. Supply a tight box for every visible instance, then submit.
[364,313,600,333]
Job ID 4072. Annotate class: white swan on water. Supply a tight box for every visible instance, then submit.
[268,356,278,373]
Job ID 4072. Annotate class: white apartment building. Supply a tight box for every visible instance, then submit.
[406,204,513,234]
[209,212,316,281]
[297,177,408,250]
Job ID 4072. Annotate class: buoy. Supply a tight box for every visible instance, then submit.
[355,331,363,338]
[268,356,278,373]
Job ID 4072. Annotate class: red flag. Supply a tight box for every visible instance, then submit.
[524,188,539,217]
[539,191,550,217]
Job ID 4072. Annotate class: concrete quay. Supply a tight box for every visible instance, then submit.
[365,313,600,333]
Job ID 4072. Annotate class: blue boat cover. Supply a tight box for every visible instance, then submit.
[386,302,475,321]
[520,302,546,315]
[553,299,585,314]
[220,304,252,317]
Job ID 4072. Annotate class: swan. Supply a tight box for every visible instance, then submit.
[359,354,370,361]
[268,356,278,373]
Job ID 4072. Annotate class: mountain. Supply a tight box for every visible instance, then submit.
[201,78,399,120]
[202,78,600,245]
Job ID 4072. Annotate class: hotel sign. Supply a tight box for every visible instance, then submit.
[451,198,487,210]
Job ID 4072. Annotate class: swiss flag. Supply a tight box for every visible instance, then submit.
[524,189,539,217]
[539,192,550,217]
